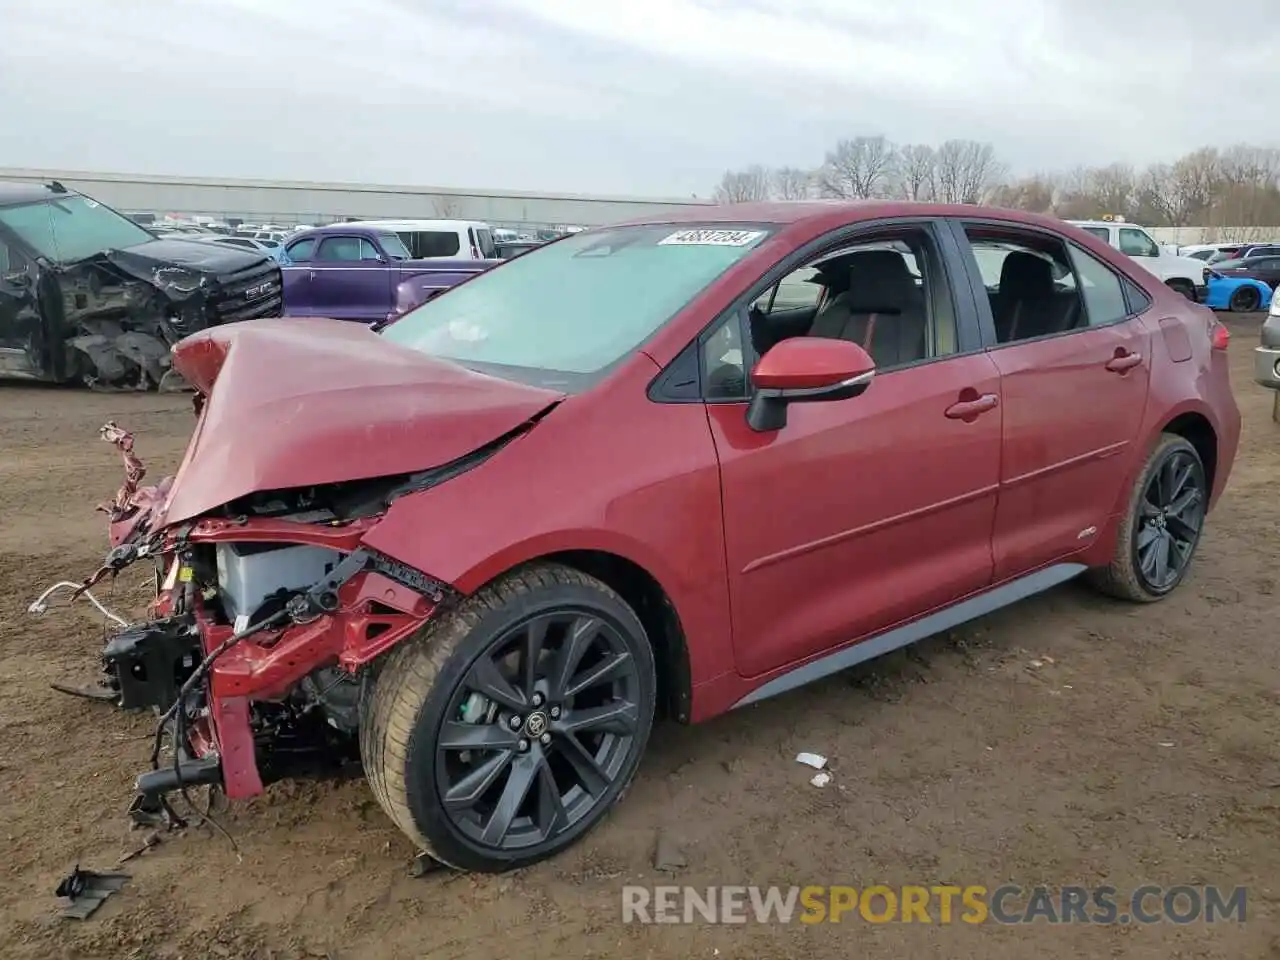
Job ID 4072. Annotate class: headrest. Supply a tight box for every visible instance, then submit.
[998,250,1055,299]
[838,250,917,313]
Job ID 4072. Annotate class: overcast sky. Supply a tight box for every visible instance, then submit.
[0,0,1270,198]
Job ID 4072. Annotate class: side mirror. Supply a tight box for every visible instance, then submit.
[746,337,875,432]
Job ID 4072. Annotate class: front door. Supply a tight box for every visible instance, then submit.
[708,222,1003,678]
[308,235,394,323]
[953,221,1154,581]
[0,235,45,378]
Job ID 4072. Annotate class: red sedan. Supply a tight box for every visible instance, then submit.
[69,202,1239,873]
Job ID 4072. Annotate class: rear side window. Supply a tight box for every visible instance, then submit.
[400,230,461,258]
[1066,243,1129,326]
[316,236,381,261]
[1079,226,1110,242]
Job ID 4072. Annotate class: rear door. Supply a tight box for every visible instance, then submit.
[950,220,1154,580]
[308,235,393,322]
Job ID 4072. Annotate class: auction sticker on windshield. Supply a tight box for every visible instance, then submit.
[659,229,766,246]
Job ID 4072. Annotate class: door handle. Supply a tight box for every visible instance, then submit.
[1105,351,1142,372]
[945,393,999,420]
[309,269,317,281]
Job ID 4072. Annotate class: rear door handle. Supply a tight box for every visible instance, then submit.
[945,393,999,419]
[309,269,317,281]
[1105,351,1142,372]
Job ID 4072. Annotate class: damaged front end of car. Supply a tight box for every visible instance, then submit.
[48,422,498,827]
[29,316,564,829]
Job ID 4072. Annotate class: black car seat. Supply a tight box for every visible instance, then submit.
[807,250,927,368]
[994,251,1079,342]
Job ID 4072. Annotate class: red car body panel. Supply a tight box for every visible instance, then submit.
[102,200,1242,791]
[158,317,563,526]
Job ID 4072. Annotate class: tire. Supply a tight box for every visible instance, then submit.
[360,562,656,872]
[1229,286,1261,312]
[1166,279,1196,301]
[1087,433,1208,602]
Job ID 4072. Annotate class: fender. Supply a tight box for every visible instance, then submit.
[359,372,738,690]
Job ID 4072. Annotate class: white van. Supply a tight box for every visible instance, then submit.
[346,219,497,260]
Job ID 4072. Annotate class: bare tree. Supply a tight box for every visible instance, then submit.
[1088,163,1138,218]
[713,165,773,203]
[933,140,1003,204]
[896,144,936,201]
[432,196,462,218]
[772,166,813,200]
[988,175,1058,213]
[817,136,897,199]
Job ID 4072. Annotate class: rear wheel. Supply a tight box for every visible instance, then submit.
[1229,285,1261,312]
[360,563,656,872]
[1088,434,1207,602]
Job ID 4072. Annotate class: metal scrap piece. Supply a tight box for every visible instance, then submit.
[55,865,130,919]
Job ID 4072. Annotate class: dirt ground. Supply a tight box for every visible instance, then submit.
[2,318,1278,960]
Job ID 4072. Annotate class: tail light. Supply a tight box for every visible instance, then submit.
[1209,317,1230,351]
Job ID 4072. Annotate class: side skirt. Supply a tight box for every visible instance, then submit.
[732,562,1087,708]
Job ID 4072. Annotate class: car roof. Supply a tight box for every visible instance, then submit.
[0,180,71,207]
[610,200,1078,235]
[345,219,492,230]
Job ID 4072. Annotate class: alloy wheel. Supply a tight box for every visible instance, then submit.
[1134,449,1206,593]
[434,611,642,853]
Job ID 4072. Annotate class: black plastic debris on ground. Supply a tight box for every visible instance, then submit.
[55,865,129,919]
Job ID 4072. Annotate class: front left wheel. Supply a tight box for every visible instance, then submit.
[360,563,656,872]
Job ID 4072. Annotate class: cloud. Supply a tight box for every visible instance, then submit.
[0,0,1274,196]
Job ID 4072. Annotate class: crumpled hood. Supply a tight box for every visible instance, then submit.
[157,317,563,525]
[106,236,271,275]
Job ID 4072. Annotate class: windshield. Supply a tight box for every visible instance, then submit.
[0,195,155,263]
[380,223,773,388]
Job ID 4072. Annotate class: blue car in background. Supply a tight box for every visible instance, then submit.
[1204,270,1273,312]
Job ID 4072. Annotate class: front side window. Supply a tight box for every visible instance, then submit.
[0,196,154,263]
[286,238,316,262]
[1119,228,1159,258]
[382,223,773,389]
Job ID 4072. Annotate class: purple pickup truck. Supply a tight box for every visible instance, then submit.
[281,225,497,324]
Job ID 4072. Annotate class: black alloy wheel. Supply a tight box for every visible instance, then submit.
[1229,286,1260,312]
[1132,445,1206,595]
[360,564,656,872]
[435,610,643,853]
